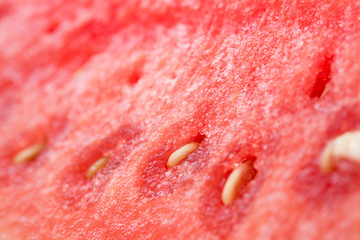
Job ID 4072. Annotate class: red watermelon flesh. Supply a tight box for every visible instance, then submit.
[1,0,360,239]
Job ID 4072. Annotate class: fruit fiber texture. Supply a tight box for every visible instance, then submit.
[1,0,360,239]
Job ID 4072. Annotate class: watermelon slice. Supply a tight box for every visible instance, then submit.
[1,0,360,239]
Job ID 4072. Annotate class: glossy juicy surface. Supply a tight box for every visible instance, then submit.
[1,0,360,239]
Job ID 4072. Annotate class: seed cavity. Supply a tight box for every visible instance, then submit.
[310,55,333,98]
[166,142,200,168]
[320,131,360,173]
[86,156,109,179]
[13,142,46,165]
[221,160,256,206]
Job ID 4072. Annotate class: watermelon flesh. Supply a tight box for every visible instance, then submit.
[1,0,360,239]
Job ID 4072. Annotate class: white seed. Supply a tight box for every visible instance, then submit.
[86,156,109,179]
[13,142,46,165]
[166,142,199,168]
[221,160,256,206]
[320,131,360,173]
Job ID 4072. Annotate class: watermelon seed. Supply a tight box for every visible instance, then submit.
[13,142,46,165]
[320,131,360,173]
[320,85,329,98]
[221,160,256,206]
[166,142,200,168]
[86,156,109,179]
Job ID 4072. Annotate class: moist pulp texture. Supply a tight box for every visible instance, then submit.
[1,0,360,239]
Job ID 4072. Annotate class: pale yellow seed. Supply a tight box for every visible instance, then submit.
[221,161,255,206]
[86,156,109,179]
[166,142,199,168]
[320,131,360,173]
[13,142,46,165]
[320,85,329,98]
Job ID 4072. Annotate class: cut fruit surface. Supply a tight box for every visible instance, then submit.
[1,0,360,239]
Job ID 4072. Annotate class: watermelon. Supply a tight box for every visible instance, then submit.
[1,0,360,239]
